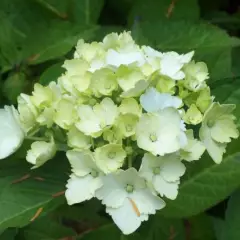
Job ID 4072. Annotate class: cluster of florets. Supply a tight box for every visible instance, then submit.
[0,32,238,234]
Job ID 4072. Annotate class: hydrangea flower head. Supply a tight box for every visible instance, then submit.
[1,31,238,235]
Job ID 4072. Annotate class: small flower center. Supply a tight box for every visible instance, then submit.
[108,151,116,159]
[126,124,132,132]
[207,119,215,128]
[149,133,157,142]
[91,170,99,178]
[126,184,134,193]
[153,167,160,175]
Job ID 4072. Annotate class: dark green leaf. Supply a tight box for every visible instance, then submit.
[128,0,200,26]
[0,153,69,231]
[134,21,233,83]
[19,216,75,240]
[161,149,240,218]
[39,62,65,86]
[0,228,18,240]
[3,72,28,104]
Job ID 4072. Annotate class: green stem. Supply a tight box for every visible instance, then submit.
[128,156,132,168]
[25,136,48,141]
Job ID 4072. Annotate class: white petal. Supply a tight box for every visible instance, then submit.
[95,174,127,208]
[106,198,146,235]
[0,106,24,159]
[65,174,102,205]
[153,176,179,200]
[66,150,97,177]
[140,87,182,112]
[161,157,186,182]
[106,49,145,67]
[131,189,165,215]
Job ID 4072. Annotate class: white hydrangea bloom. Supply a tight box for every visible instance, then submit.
[139,153,186,200]
[136,108,186,156]
[96,168,165,235]
[140,87,182,112]
[26,137,56,168]
[65,150,103,205]
[76,98,119,137]
[0,106,25,159]
[160,51,194,80]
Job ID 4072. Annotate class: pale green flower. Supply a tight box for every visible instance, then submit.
[66,150,103,205]
[76,98,119,137]
[180,130,205,161]
[196,87,213,113]
[119,98,142,117]
[136,108,186,156]
[103,128,123,144]
[183,104,203,125]
[116,114,139,138]
[26,137,56,168]
[54,97,78,130]
[121,80,149,98]
[31,82,61,109]
[183,61,209,91]
[17,93,38,133]
[116,65,145,92]
[139,153,186,200]
[0,106,25,159]
[63,58,89,75]
[36,107,55,128]
[67,126,91,150]
[94,144,126,174]
[95,168,165,235]
[200,103,239,163]
[90,68,118,96]
[156,76,176,94]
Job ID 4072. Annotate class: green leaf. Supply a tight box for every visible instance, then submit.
[133,21,233,83]
[161,149,240,218]
[187,214,215,240]
[0,228,18,240]
[55,199,109,226]
[69,0,105,24]
[0,153,69,231]
[3,72,28,104]
[25,23,98,65]
[19,216,75,240]
[77,215,185,240]
[128,0,200,25]
[213,190,240,240]
[39,62,65,86]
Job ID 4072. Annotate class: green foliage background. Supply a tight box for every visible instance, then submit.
[0,0,240,239]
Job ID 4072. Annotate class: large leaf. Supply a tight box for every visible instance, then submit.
[213,190,240,240]
[78,215,185,240]
[0,152,69,231]
[18,216,75,240]
[0,228,18,240]
[128,0,199,25]
[160,143,240,218]
[133,21,234,83]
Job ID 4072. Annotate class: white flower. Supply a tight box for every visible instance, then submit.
[96,168,165,235]
[65,150,103,205]
[0,106,25,159]
[136,108,186,156]
[140,87,182,112]
[139,153,186,200]
[160,51,194,80]
[106,49,145,68]
[76,98,119,137]
[26,138,56,168]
